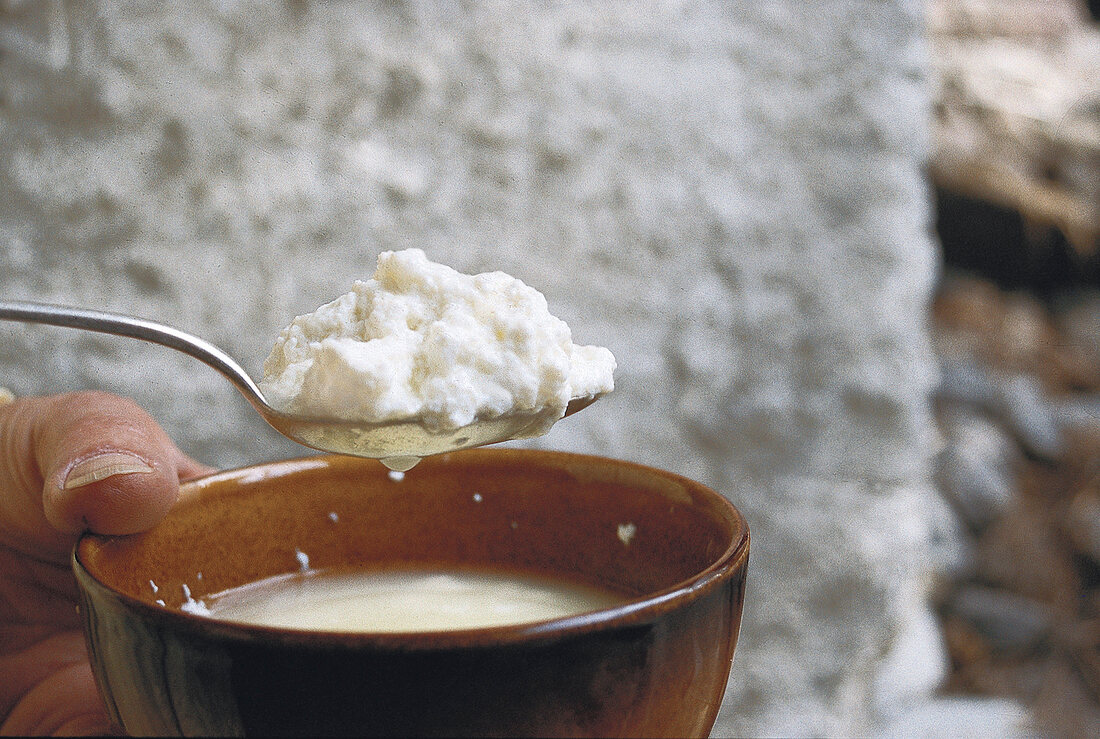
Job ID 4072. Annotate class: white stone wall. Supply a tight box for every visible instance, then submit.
[1,1,947,734]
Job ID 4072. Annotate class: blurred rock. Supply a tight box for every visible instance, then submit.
[992,373,1065,461]
[940,613,993,672]
[930,243,1100,736]
[934,409,1019,529]
[992,291,1054,373]
[946,585,1052,652]
[932,274,1003,339]
[1064,488,1100,564]
[975,505,1079,605]
[1032,657,1100,739]
[926,486,977,579]
[1058,291,1100,370]
[928,0,1088,40]
[1055,393,1100,444]
[935,358,998,409]
[1044,341,1100,391]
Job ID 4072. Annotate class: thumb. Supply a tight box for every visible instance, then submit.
[0,391,211,561]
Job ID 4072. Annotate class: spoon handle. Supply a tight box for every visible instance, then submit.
[0,300,266,408]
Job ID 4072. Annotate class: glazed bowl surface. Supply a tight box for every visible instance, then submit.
[75,449,749,737]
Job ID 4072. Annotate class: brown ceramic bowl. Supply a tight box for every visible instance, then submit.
[74,449,749,737]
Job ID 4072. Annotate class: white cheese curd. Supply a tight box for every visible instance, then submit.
[260,249,615,439]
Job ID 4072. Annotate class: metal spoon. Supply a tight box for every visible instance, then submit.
[0,301,601,470]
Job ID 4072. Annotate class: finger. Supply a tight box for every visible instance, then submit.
[0,391,207,560]
[40,392,200,535]
[177,453,215,482]
[0,658,113,736]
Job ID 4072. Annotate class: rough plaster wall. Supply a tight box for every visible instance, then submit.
[0,1,942,735]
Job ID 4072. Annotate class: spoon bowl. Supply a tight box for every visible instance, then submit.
[0,301,601,462]
[263,395,600,470]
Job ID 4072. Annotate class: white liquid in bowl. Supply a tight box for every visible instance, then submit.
[204,568,628,633]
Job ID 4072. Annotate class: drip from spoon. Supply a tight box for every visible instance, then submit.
[381,457,420,473]
[0,301,602,462]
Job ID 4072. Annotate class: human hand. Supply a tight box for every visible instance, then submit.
[0,391,212,735]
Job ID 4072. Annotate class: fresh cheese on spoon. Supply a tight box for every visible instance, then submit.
[260,249,615,445]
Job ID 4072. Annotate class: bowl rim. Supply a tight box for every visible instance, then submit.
[74,449,750,650]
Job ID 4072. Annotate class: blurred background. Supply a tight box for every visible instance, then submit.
[926,2,1100,738]
[0,1,1096,736]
